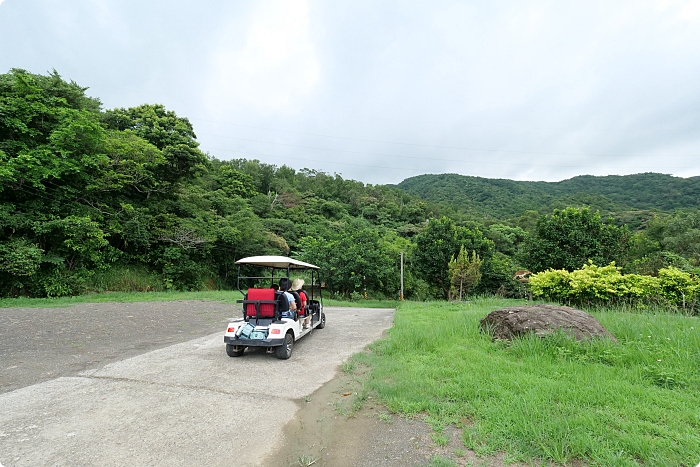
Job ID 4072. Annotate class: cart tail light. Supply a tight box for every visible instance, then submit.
[270,328,281,334]
[227,327,236,333]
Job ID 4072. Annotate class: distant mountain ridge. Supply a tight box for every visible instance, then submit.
[395,173,700,219]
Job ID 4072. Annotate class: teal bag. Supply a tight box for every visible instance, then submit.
[239,323,255,338]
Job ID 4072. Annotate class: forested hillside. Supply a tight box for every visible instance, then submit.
[0,70,440,298]
[397,173,700,220]
[1,69,699,300]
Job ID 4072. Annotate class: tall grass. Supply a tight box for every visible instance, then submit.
[354,298,700,466]
[85,264,166,293]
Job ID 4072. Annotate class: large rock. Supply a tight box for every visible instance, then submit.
[480,305,618,343]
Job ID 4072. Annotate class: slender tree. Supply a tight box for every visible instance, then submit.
[448,246,482,301]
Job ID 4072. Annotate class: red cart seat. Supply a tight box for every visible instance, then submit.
[245,288,276,318]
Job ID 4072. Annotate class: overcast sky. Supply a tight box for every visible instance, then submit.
[1,0,699,185]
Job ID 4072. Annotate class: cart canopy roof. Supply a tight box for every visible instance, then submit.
[235,255,319,270]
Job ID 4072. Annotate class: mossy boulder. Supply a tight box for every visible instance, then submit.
[480,305,617,342]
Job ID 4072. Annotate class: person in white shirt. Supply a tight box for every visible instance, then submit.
[278,277,297,319]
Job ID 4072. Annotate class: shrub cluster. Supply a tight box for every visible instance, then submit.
[529,261,699,312]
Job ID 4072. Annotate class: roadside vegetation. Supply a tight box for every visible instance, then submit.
[352,298,700,466]
[0,289,392,309]
[3,69,700,303]
[322,298,397,308]
[0,290,244,308]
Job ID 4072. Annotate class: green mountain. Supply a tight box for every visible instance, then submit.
[396,173,700,221]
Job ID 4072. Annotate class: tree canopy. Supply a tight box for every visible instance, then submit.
[1,69,698,299]
[524,207,630,273]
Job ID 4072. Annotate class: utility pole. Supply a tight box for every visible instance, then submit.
[400,251,404,301]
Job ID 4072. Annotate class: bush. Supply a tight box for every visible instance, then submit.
[529,262,699,312]
[527,268,571,300]
[658,266,699,306]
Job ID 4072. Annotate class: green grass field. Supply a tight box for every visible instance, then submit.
[352,298,700,466]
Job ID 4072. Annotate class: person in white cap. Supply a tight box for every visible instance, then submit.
[291,278,310,329]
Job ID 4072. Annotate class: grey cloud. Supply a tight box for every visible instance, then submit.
[1,0,699,184]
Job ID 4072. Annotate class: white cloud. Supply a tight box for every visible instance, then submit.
[3,0,700,184]
[205,0,320,116]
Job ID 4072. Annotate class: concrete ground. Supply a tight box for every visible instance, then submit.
[0,303,394,467]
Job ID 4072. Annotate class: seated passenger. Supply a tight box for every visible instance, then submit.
[291,278,310,329]
[278,277,297,319]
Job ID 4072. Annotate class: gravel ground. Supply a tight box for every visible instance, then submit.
[0,302,396,467]
[0,300,236,394]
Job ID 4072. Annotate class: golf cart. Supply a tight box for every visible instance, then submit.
[223,255,326,360]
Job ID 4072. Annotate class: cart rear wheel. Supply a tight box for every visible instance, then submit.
[226,344,245,357]
[275,332,294,359]
[316,312,326,329]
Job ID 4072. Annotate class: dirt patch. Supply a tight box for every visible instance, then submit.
[261,364,541,467]
[0,300,236,394]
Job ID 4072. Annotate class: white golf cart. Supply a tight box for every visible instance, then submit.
[223,255,326,359]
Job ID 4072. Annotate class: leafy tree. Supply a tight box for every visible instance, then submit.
[0,70,105,192]
[102,104,207,181]
[626,231,661,263]
[413,217,494,297]
[216,164,256,198]
[644,211,700,265]
[625,251,692,276]
[524,207,629,273]
[91,130,165,196]
[0,238,43,277]
[448,246,482,301]
[0,69,119,295]
[485,224,527,256]
[298,219,403,297]
[478,251,519,297]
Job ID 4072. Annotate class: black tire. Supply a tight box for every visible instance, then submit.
[275,332,294,359]
[226,344,245,357]
[316,312,326,329]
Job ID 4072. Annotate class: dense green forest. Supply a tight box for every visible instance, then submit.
[396,172,700,228]
[1,69,699,301]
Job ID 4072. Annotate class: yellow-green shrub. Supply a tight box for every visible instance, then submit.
[657,266,699,305]
[619,273,659,299]
[567,262,630,301]
[528,268,571,299]
[529,262,699,311]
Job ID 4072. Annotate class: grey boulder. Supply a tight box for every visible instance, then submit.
[480,305,617,343]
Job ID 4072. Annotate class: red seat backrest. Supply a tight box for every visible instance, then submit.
[246,288,276,317]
